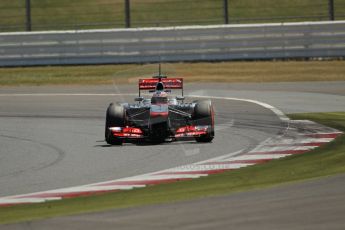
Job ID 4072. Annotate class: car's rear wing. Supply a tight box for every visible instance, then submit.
[138,78,183,96]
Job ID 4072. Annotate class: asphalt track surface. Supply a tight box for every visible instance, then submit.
[1,81,345,229]
[0,84,285,197]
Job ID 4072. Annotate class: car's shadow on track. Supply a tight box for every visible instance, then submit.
[94,140,210,147]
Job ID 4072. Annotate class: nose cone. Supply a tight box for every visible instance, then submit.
[150,104,168,123]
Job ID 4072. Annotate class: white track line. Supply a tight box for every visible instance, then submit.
[250,146,317,152]
[168,163,253,172]
[0,198,61,204]
[230,154,291,160]
[115,174,205,181]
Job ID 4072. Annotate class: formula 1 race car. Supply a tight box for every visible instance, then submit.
[105,72,214,145]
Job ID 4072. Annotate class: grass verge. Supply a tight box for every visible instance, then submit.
[1,61,345,86]
[0,112,345,224]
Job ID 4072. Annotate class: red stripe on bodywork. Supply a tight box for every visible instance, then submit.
[150,111,168,117]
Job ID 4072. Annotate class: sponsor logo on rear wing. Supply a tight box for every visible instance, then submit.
[139,78,183,90]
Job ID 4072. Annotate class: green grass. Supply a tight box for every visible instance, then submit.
[1,60,345,86]
[1,112,345,224]
[0,0,344,32]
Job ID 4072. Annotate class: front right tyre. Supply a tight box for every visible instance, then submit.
[105,103,125,145]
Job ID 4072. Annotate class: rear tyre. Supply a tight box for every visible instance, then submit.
[194,100,215,143]
[105,103,125,145]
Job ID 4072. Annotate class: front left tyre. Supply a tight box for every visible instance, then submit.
[193,100,215,143]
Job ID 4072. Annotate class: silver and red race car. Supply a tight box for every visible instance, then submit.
[105,73,214,145]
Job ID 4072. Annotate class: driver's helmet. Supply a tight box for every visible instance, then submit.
[151,91,168,104]
[153,91,167,97]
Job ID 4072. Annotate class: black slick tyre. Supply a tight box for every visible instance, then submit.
[105,103,125,145]
[194,100,215,143]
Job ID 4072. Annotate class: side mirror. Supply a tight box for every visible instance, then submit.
[176,96,185,101]
[135,97,144,102]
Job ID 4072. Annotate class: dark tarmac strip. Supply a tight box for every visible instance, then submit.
[3,173,345,230]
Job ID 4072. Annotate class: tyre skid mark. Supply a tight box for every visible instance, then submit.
[0,134,65,178]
